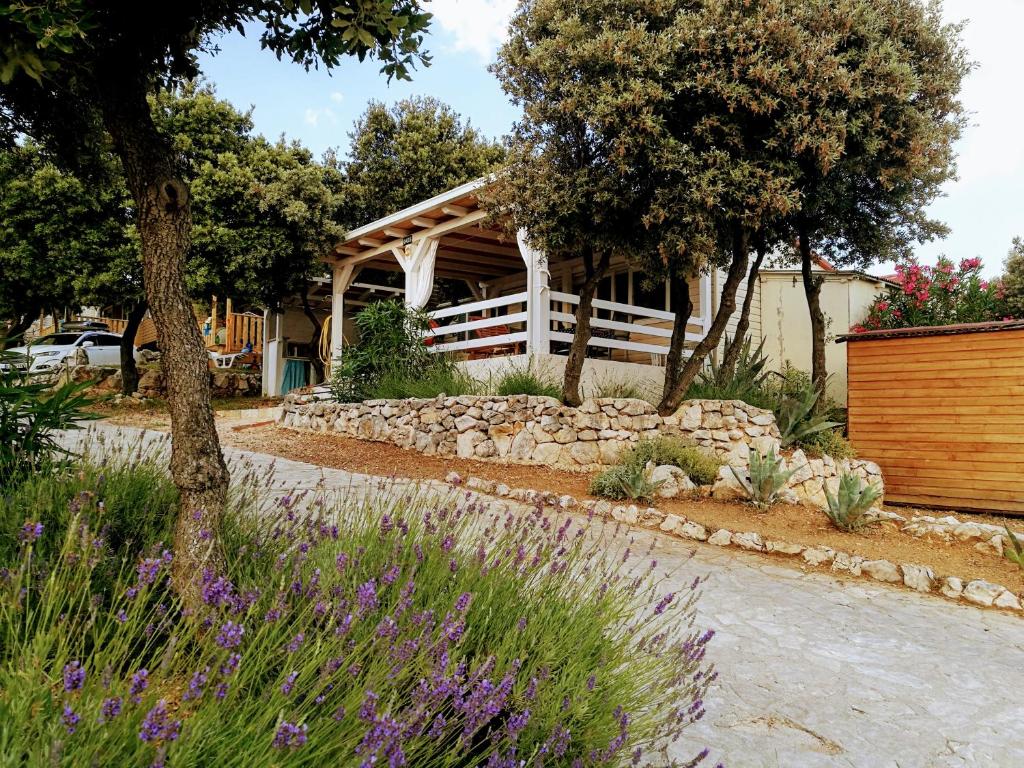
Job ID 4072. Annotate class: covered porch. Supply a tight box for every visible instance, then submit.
[268,177,714,395]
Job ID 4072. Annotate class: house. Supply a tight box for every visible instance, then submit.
[261,177,890,403]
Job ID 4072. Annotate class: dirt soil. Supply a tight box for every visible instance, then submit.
[218,424,1024,595]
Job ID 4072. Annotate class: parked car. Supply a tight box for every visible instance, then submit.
[1,331,136,374]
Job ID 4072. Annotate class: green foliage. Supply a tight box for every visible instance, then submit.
[493,361,562,399]
[589,377,654,403]
[1003,526,1024,571]
[774,378,842,449]
[620,437,722,486]
[0,458,712,765]
[686,336,775,409]
[331,300,454,401]
[801,428,856,460]
[0,355,97,481]
[365,364,478,400]
[589,463,662,502]
[731,448,794,511]
[999,237,1024,320]
[343,96,505,226]
[824,472,883,533]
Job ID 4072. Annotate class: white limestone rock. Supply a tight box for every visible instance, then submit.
[733,531,765,552]
[940,576,964,600]
[708,529,733,547]
[660,514,684,534]
[962,580,1005,607]
[861,559,902,583]
[900,564,936,593]
[677,521,709,541]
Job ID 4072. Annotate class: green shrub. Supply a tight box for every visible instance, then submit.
[621,436,723,485]
[0,349,97,481]
[494,360,561,399]
[800,427,856,459]
[0,458,713,766]
[590,377,655,402]
[589,462,661,502]
[730,448,794,511]
[330,299,463,401]
[686,335,773,407]
[773,377,842,448]
[824,472,883,532]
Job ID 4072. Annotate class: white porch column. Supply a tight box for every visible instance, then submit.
[331,263,357,364]
[517,230,550,355]
[262,308,285,396]
[700,271,713,336]
[395,238,440,310]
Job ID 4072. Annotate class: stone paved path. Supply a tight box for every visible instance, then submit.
[63,424,1024,768]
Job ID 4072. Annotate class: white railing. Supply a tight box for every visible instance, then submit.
[426,292,529,353]
[548,291,707,358]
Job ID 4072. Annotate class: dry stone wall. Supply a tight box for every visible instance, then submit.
[280,393,885,511]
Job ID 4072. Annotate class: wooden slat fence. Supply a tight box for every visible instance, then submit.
[845,323,1024,515]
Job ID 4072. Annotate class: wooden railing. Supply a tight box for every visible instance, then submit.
[426,292,529,354]
[549,291,708,363]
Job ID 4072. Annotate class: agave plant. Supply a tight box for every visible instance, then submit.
[695,335,770,402]
[1004,526,1024,570]
[824,472,883,532]
[616,462,664,502]
[730,448,794,511]
[775,379,842,448]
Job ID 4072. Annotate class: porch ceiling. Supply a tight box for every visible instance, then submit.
[325,177,523,280]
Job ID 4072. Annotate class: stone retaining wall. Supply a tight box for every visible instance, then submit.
[76,366,261,399]
[280,393,885,511]
[280,393,781,467]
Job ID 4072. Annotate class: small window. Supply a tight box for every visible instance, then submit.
[633,272,667,311]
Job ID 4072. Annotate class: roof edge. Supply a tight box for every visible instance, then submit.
[837,319,1024,343]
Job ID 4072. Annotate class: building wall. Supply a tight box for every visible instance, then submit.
[847,327,1024,515]
[757,272,886,404]
[714,267,762,346]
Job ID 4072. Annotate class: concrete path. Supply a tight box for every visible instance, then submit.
[63,424,1024,768]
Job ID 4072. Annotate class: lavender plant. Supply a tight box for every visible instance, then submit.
[0,452,715,766]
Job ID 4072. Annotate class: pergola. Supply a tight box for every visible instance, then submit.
[261,176,714,393]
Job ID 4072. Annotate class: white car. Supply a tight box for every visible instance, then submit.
[1,331,136,374]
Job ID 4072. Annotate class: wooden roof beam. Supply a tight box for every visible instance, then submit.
[330,209,488,266]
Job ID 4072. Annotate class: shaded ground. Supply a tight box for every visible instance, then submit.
[220,424,1024,595]
[64,424,1024,768]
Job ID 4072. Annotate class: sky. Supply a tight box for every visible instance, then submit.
[197,0,1024,278]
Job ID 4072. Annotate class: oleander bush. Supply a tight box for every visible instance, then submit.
[1,449,714,766]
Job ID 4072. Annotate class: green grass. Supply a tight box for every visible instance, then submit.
[493,362,562,399]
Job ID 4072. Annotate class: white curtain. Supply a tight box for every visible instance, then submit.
[398,238,439,310]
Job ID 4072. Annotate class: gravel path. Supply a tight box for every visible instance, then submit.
[62,424,1024,768]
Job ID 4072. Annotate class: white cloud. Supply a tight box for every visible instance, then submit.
[304,107,337,127]
[427,0,517,62]
[330,91,344,104]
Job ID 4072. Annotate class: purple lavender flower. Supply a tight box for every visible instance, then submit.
[183,667,209,701]
[129,668,149,703]
[100,696,122,722]
[454,592,472,613]
[63,660,85,692]
[286,632,305,653]
[116,609,128,623]
[382,564,400,585]
[136,556,163,585]
[333,705,346,721]
[215,620,244,649]
[272,721,308,750]
[281,671,298,696]
[335,552,349,572]
[215,683,229,700]
[201,570,235,608]
[18,521,43,544]
[356,579,378,614]
[220,652,241,677]
[516,616,528,632]
[62,703,80,734]
[506,709,531,739]
[654,593,675,616]
[139,700,180,743]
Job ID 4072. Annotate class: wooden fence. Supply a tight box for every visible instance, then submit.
[844,320,1024,515]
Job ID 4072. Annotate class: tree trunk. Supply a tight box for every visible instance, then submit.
[658,228,749,415]
[660,271,693,407]
[562,247,610,406]
[3,306,39,348]
[720,239,767,377]
[797,214,828,400]
[120,300,148,396]
[96,69,229,609]
[300,287,325,383]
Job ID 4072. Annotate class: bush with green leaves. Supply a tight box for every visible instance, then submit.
[823,472,883,532]
[590,377,655,403]
[330,300,462,402]
[589,462,662,502]
[730,448,794,511]
[800,428,856,460]
[366,362,479,400]
[0,451,713,766]
[0,350,97,481]
[620,437,723,486]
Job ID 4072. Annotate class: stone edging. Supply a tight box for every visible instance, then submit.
[445,472,1024,616]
